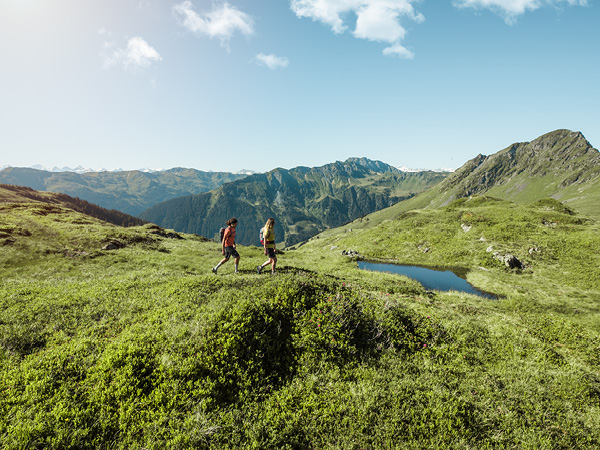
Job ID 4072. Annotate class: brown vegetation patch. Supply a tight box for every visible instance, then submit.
[31,205,66,216]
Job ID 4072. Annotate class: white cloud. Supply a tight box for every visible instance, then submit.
[254,53,290,69]
[290,0,423,57]
[102,36,162,70]
[382,43,414,59]
[453,0,589,24]
[173,1,254,50]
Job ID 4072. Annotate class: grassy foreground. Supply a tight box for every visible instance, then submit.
[1,199,599,449]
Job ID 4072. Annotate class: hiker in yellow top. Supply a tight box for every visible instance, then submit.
[212,217,240,274]
[257,217,277,275]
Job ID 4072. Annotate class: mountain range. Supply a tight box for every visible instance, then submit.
[0,164,257,175]
[0,167,249,216]
[139,158,448,246]
[2,129,597,247]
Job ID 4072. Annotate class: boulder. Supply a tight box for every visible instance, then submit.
[493,252,525,269]
[102,240,126,250]
[341,249,363,259]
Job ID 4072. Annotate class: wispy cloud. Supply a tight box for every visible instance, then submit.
[253,53,290,70]
[173,1,254,51]
[101,34,162,71]
[122,37,162,69]
[453,0,589,24]
[290,0,423,58]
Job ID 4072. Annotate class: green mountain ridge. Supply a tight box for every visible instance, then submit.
[437,129,600,209]
[139,157,448,246]
[319,129,600,238]
[0,167,248,216]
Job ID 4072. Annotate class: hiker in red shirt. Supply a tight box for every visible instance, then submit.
[212,218,240,274]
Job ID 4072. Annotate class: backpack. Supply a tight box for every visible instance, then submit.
[259,228,264,245]
[219,227,226,243]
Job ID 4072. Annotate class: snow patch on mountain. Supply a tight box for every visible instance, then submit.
[397,166,454,173]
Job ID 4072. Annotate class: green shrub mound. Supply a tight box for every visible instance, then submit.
[2,270,599,449]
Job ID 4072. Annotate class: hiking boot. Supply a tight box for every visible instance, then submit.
[212,267,217,274]
[256,265,262,274]
[234,270,239,274]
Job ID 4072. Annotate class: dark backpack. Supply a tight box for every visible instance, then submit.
[259,228,264,245]
[219,227,226,243]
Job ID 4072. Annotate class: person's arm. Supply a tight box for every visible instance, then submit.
[222,228,229,254]
[263,229,268,254]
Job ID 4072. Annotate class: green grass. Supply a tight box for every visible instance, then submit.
[1,198,599,448]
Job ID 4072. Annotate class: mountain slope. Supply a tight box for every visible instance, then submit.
[319,129,600,237]
[0,183,146,227]
[0,167,249,216]
[140,158,448,245]
[432,129,600,211]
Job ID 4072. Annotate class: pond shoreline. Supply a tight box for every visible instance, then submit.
[357,259,499,299]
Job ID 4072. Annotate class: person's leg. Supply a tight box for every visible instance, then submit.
[234,255,240,273]
[213,256,229,273]
[271,256,277,273]
[257,257,270,273]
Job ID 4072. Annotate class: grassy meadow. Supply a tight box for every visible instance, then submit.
[1,197,599,449]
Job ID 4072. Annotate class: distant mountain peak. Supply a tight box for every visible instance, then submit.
[398,166,455,173]
[235,169,256,175]
[26,165,126,173]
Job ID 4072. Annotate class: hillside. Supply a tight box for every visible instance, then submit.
[298,195,600,291]
[317,129,600,238]
[140,157,448,246]
[0,183,145,227]
[1,195,599,448]
[0,167,249,216]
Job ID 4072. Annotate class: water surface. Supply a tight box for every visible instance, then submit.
[358,261,497,299]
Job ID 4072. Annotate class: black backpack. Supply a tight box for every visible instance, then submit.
[219,227,226,243]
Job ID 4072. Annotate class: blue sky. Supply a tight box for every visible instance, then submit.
[1,0,597,173]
